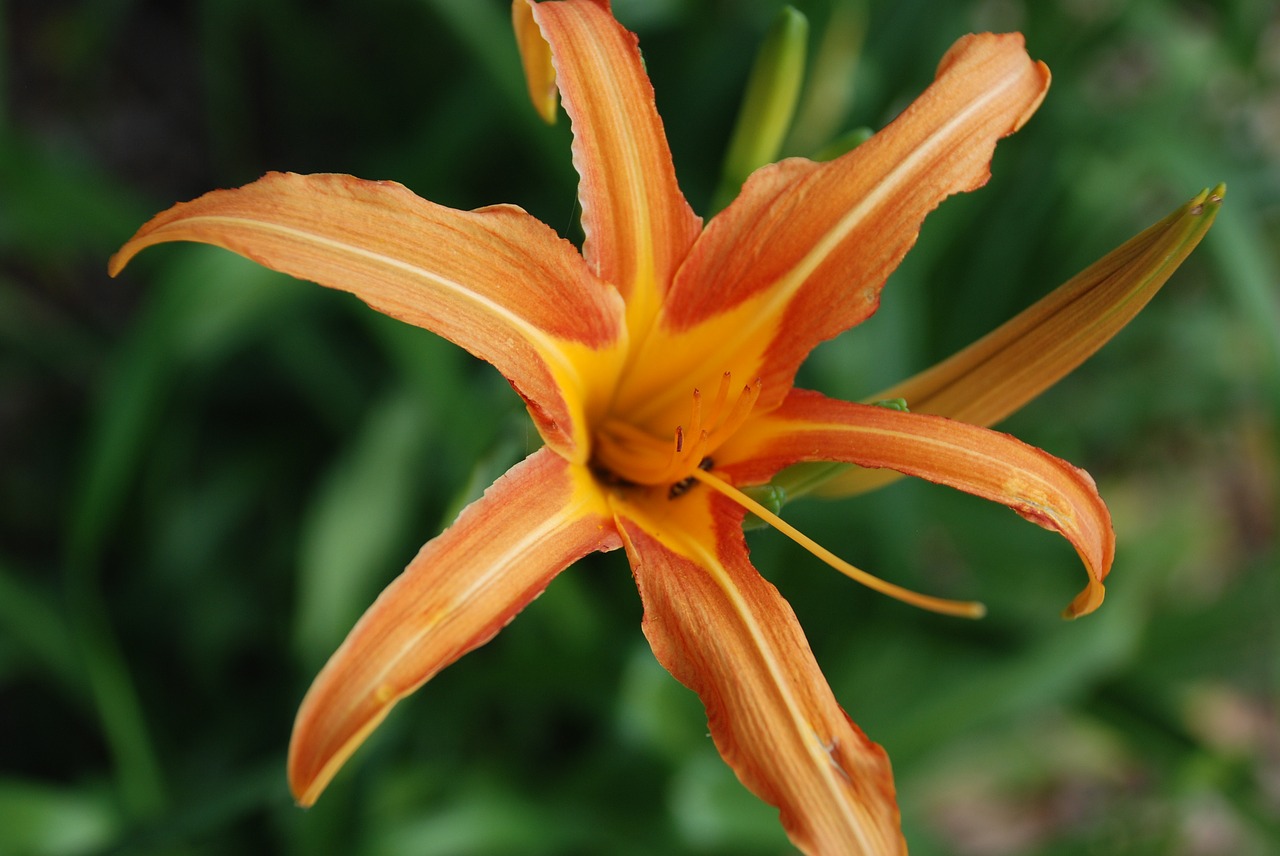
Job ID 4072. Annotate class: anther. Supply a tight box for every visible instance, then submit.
[668,456,715,499]
[668,478,695,499]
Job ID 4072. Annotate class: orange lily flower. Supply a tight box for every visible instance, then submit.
[106,2,1216,852]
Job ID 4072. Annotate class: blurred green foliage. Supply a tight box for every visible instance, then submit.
[2,0,1277,853]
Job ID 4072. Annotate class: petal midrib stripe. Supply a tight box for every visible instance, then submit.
[369,486,599,694]
[698,66,1024,382]
[676,529,877,850]
[184,214,589,393]
[767,71,1020,335]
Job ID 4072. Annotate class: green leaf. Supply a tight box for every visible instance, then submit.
[0,780,119,856]
[294,390,433,665]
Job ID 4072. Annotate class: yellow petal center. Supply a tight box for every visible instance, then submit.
[592,372,762,488]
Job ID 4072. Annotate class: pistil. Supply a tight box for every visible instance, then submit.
[690,467,987,619]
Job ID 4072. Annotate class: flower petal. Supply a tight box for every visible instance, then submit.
[288,448,619,805]
[718,390,1113,618]
[109,172,625,458]
[618,33,1048,427]
[816,184,1226,497]
[530,0,701,327]
[614,490,904,856]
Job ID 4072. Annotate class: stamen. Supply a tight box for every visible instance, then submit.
[722,381,763,442]
[689,468,987,619]
[708,372,732,425]
[594,375,765,487]
[652,376,762,485]
[687,389,703,445]
[663,377,762,485]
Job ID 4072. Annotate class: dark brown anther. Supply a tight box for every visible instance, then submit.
[668,457,714,499]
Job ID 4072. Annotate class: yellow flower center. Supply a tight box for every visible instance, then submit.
[591,371,762,491]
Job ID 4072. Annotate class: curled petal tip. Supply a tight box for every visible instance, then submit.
[288,700,394,808]
[1061,579,1106,620]
[936,33,1050,134]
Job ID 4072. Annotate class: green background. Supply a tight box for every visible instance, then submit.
[2,0,1277,853]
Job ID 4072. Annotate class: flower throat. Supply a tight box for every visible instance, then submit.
[591,373,986,619]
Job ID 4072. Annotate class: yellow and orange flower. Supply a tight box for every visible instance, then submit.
[110,2,1220,852]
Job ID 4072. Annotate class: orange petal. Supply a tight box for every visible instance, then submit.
[529,0,701,328]
[109,172,624,458]
[619,34,1048,427]
[288,448,619,806]
[614,491,905,855]
[719,390,1113,619]
[817,184,1226,497]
